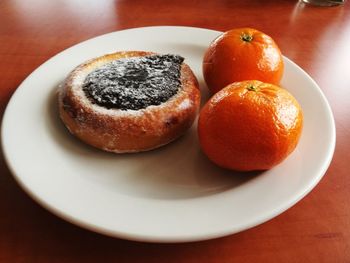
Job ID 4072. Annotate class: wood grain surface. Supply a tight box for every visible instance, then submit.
[1,0,350,262]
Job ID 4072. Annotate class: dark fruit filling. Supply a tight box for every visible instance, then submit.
[82,54,184,110]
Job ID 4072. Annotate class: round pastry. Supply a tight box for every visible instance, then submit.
[58,51,201,153]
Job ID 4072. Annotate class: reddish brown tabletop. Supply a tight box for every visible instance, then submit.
[1,0,350,262]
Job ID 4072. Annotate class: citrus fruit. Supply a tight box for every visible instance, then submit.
[198,80,303,172]
[203,28,284,94]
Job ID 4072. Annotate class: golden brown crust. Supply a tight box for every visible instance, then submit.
[58,51,200,153]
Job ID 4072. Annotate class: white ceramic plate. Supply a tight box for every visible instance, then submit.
[1,26,336,243]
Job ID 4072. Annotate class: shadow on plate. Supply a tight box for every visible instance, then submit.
[46,84,263,200]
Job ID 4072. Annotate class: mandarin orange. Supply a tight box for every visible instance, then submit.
[198,80,303,172]
[203,28,284,94]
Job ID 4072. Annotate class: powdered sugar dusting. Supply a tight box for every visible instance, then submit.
[82,54,184,110]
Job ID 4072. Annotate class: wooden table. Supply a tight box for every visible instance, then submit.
[1,0,349,262]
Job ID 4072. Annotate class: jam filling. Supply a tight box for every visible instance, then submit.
[82,54,184,110]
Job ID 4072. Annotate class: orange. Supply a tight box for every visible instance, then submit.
[203,28,284,94]
[198,80,303,172]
